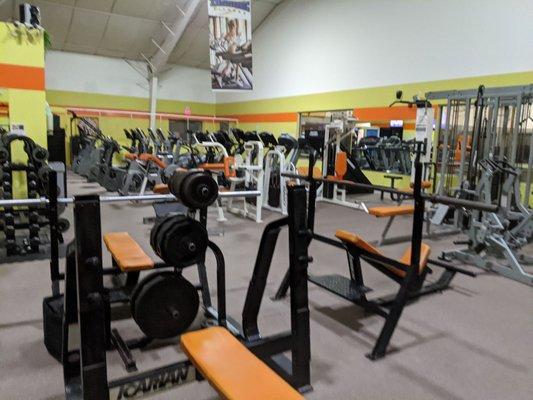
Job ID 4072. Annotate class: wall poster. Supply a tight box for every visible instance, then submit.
[208,0,253,90]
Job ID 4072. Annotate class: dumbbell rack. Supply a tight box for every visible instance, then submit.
[0,162,46,258]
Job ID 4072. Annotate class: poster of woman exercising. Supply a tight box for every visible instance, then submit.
[208,0,253,90]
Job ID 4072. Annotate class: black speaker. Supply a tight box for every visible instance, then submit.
[19,3,41,27]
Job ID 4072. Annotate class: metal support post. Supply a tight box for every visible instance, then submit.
[48,170,61,296]
[287,185,311,391]
[73,195,109,400]
[149,75,158,131]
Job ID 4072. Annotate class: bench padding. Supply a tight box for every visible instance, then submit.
[335,230,430,276]
[103,232,154,272]
[368,205,415,217]
[153,183,169,194]
[181,327,303,400]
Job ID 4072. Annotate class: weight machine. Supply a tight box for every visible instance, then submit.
[261,132,298,215]
[427,85,533,285]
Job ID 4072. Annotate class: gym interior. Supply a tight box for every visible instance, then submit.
[0,1,532,399]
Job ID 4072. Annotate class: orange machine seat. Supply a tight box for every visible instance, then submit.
[103,232,154,272]
[298,166,322,179]
[368,205,415,218]
[200,156,236,178]
[181,327,303,400]
[326,152,348,181]
[335,230,430,276]
[199,162,225,171]
[409,181,432,190]
[153,183,169,194]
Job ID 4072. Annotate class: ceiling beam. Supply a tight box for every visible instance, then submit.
[150,0,203,74]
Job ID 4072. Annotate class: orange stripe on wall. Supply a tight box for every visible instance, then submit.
[354,106,417,121]
[0,63,45,91]
[225,112,298,123]
[374,122,416,130]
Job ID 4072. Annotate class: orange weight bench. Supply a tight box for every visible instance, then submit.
[368,204,415,246]
[369,180,432,246]
[181,327,303,400]
[103,232,155,293]
[103,232,155,272]
[308,229,437,359]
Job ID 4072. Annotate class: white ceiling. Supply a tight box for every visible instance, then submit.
[0,0,283,69]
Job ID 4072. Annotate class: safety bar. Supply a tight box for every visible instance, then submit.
[427,258,477,277]
[0,190,261,207]
[281,172,412,197]
[281,172,498,213]
[421,194,498,213]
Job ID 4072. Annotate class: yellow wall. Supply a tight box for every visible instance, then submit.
[0,22,46,198]
[217,71,533,139]
[217,71,533,115]
[46,90,220,165]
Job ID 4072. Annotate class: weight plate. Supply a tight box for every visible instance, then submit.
[150,215,179,257]
[131,271,199,339]
[129,271,163,313]
[32,146,48,162]
[0,147,8,163]
[162,218,208,266]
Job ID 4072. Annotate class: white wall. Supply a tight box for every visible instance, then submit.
[45,50,215,104]
[217,0,533,103]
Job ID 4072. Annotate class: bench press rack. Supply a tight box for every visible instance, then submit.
[20,177,310,398]
[273,142,495,360]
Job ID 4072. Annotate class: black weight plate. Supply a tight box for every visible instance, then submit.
[162,218,208,266]
[129,271,164,314]
[149,215,170,253]
[0,147,8,163]
[155,215,189,261]
[150,215,180,258]
[168,169,190,198]
[156,215,190,262]
[131,271,199,339]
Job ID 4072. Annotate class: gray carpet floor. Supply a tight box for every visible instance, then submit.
[0,172,532,399]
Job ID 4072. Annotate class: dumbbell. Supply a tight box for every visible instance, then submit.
[28,180,38,191]
[30,236,41,247]
[4,213,14,225]
[0,147,8,163]
[29,224,40,236]
[29,211,39,224]
[4,225,15,238]
[168,169,218,209]
[32,146,48,163]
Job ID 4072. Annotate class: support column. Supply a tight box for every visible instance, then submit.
[149,74,158,131]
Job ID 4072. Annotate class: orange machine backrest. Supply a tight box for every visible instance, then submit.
[224,156,236,178]
[139,153,167,169]
[297,166,322,179]
[335,152,348,179]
